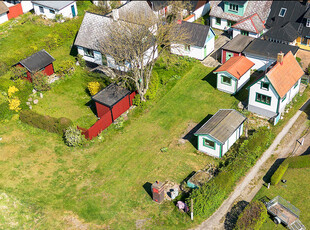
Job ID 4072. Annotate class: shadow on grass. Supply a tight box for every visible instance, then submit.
[183,114,213,149]
[224,200,249,230]
[85,100,97,116]
[202,72,217,89]
[262,158,286,183]
[143,182,153,199]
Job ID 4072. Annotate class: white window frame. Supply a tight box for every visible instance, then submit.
[306,19,310,28]
[49,9,55,14]
[279,8,287,17]
[39,6,44,13]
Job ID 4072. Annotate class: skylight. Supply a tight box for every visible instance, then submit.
[279,8,287,17]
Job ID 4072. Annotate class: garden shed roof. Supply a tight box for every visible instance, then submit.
[194,109,246,144]
[92,84,131,108]
[18,49,55,73]
[222,34,254,53]
[0,1,9,15]
[31,1,74,10]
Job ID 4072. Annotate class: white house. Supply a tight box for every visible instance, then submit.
[171,21,215,60]
[214,56,254,94]
[243,38,299,71]
[194,109,247,158]
[248,51,304,120]
[0,2,9,24]
[74,11,158,72]
[32,1,77,19]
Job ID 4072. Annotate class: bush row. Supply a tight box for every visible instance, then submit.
[234,200,268,230]
[187,127,274,217]
[20,110,72,134]
[270,162,289,185]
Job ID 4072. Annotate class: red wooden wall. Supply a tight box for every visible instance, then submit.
[7,4,23,20]
[43,63,54,76]
[221,49,241,64]
[111,95,131,121]
[95,102,110,118]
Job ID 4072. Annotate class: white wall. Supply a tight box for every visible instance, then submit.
[198,135,221,158]
[232,28,260,39]
[21,0,33,13]
[278,78,301,113]
[77,46,103,65]
[186,3,210,22]
[222,124,242,155]
[211,16,228,30]
[248,77,279,114]
[217,72,237,94]
[244,54,275,71]
[33,2,77,19]
[0,13,8,24]
[236,69,251,91]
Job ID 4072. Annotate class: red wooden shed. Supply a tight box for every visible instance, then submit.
[16,49,55,82]
[92,84,134,122]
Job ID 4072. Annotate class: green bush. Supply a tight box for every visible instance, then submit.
[32,72,50,91]
[10,66,27,81]
[0,102,14,121]
[284,155,310,168]
[77,54,86,68]
[132,94,141,106]
[234,201,268,230]
[188,127,274,217]
[20,110,72,134]
[64,126,84,147]
[270,162,289,185]
[145,70,159,100]
[56,59,75,76]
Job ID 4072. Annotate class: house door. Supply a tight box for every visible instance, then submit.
[226,52,233,62]
[204,45,207,57]
[71,5,76,17]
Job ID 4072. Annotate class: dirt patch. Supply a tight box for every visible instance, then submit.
[296,49,310,71]
[63,211,108,230]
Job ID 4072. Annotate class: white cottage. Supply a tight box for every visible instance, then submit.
[74,11,158,72]
[0,2,9,25]
[194,109,247,158]
[32,1,77,19]
[243,39,299,71]
[214,56,254,94]
[171,21,215,60]
[248,51,304,119]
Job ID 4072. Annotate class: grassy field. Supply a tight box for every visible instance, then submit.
[254,168,310,229]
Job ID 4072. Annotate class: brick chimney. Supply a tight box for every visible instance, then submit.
[112,9,119,21]
[277,52,284,65]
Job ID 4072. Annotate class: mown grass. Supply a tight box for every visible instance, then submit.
[254,168,310,229]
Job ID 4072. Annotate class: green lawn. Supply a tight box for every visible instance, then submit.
[254,168,310,229]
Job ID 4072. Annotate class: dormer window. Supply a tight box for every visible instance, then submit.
[279,8,287,17]
[229,3,239,12]
[307,19,310,28]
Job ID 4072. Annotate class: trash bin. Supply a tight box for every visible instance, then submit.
[151,181,165,203]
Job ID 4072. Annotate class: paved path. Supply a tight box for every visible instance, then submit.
[201,33,230,68]
[194,98,310,230]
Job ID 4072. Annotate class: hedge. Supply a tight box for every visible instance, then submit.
[270,162,289,185]
[284,155,310,168]
[20,110,72,134]
[188,127,274,217]
[234,201,268,230]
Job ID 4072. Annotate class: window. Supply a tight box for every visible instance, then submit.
[185,45,190,51]
[203,138,215,149]
[307,19,310,28]
[241,30,249,36]
[229,3,239,12]
[282,94,286,102]
[294,81,299,88]
[279,8,287,17]
[83,48,94,58]
[49,9,55,14]
[227,20,235,27]
[39,6,44,13]
[261,82,269,91]
[256,93,271,105]
[221,76,232,85]
[216,17,221,25]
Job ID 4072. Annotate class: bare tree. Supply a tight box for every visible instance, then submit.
[97,2,191,101]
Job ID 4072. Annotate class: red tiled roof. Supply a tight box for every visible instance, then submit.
[266,51,304,98]
[214,56,254,80]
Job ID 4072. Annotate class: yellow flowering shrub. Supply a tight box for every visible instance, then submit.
[8,86,19,98]
[9,98,21,112]
[88,82,101,96]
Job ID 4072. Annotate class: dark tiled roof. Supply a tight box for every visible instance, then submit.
[92,84,130,108]
[243,39,299,59]
[232,13,265,33]
[210,1,272,23]
[32,1,74,10]
[19,50,55,73]
[194,109,246,144]
[222,34,254,53]
[176,21,211,47]
[264,22,299,42]
[0,1,9,15]
[305,8,310,19]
